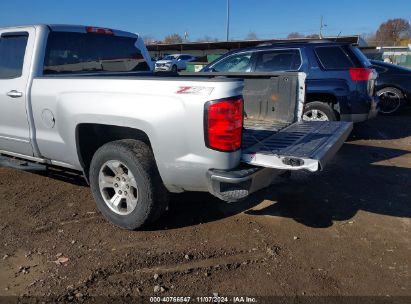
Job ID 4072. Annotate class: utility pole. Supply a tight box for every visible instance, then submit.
[319,15,327,39]
[226,0,230,41]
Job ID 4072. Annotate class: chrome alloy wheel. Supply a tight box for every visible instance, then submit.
[377,90,401,114]
[302,109,329,121]
[98,160,138,215]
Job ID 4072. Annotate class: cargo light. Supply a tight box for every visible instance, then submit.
[86,26,114,35]
[349,68,373,81]
[204,96,243,152]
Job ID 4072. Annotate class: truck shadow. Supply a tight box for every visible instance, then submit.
[349,106,411,141]
[0,157,88,187]
[2,116,409,231]
[148,143,411,230]
[245,144,411,228]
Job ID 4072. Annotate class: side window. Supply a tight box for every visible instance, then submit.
[0,33,28,79]
[211,52,252,72]
[180,55,190,60]
[44,32,150,75]
[315,46,354,70]
[255,49,301,72]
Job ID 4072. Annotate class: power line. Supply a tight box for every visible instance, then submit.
[226,0,230,41]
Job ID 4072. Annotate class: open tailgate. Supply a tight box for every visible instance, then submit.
[242,121,353,172]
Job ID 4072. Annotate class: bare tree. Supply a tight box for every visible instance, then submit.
[287,32,304,39]
[305,34,320,39]
[196,35,219,42]
[375,18,411,46]
[164,33,183,44]
[245,31,258,40]
[143,35,156,45]
[364,32,377,46]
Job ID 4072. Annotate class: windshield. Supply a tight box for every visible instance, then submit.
[163,55,178,60]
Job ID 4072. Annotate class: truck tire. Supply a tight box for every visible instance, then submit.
[89,139,168,230]
[377,87,403,115]
[303,101,337,121]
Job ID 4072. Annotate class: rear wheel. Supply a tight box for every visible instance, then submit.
[171,65,178,73]
[303,101,337,121]
[377,87,403,115]
[89,139,168,230]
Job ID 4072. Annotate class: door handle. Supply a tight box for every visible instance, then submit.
[7,90,23,98]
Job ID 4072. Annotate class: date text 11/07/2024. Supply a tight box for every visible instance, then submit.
[149,296,258,303]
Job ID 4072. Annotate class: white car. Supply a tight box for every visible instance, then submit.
[155,54,197,72]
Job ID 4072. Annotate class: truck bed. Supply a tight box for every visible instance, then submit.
[203,72,353,172]
[243,120,291,149]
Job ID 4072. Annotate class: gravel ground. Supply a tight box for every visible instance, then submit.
[0,109,410,303]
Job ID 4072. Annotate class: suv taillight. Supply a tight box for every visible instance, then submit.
[349,68,373,81]
[204,96,243,152]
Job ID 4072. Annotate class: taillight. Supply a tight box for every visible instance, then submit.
[204,96,243,152]
[349,68,373,81]
[86,26,114,35]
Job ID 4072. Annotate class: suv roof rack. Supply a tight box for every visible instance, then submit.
[256,40,348,47]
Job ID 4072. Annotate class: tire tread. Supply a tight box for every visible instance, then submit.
[89,139,168,230]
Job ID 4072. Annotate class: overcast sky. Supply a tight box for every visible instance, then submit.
[0,0,410,40]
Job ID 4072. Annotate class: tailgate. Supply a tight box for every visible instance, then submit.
[242,121,353,172]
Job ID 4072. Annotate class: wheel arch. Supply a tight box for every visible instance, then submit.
[306,92,338,105]
[376,85,405,97]
[75,124,152,181]
[305,92,340,117]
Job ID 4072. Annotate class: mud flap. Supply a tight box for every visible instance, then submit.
[242,121,353,171]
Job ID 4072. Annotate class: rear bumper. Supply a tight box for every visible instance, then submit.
[206,166,284,202]
[340,96,379,122]
[207,121,353,202]
[368,97,379,118]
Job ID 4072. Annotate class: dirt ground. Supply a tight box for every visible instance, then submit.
[0,109,410,303]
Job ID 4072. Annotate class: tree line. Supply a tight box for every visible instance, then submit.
[286,18,411,46]
[145,18,410,46]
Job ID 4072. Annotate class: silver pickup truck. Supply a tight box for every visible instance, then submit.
[0,24,353,230]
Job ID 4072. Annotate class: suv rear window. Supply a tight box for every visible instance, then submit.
[315,46,354,70]
[350,46,371,67]
[43,32,150,75]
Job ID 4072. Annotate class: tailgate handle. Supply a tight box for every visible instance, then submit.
[282,157,304,167]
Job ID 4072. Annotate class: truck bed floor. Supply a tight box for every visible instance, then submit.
[243,119,291,149]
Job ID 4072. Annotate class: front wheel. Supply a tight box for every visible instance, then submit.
[377,87,403,115]
[303,101,337,121]
[89,139,168,230]
[171,65,178,73]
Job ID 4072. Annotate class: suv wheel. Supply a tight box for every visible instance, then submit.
[89,139,168,230]
[171,65,178,73]
[377,87,403,115]
[303,101,337,121]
